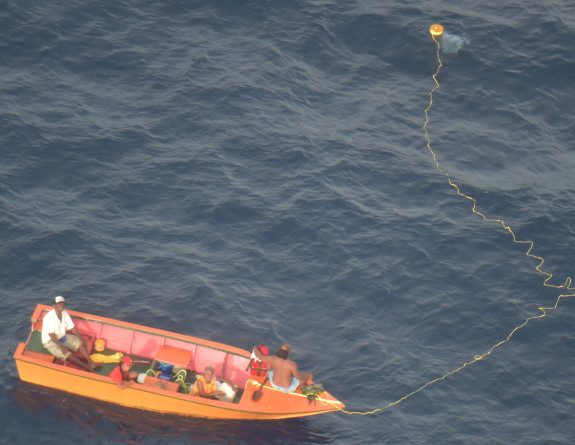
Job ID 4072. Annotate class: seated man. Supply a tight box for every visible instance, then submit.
[41,296,98,372]
[109,356,138,390]
[253,343,313,393]
[191,366,238,401]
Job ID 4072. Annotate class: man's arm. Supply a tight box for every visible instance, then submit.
[110,367,133,390]
[115,380,133,390]
[70,325,87,347]
[63,311,86,347]
[290,361,313,385]
[48,332,69,355]
[195,380,225,398]
[253,345,277,365]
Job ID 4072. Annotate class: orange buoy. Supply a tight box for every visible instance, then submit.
[429,24,444,38]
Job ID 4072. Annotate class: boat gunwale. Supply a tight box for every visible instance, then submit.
[31,304,250,358]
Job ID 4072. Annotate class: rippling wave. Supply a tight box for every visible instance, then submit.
[2,0,574,443]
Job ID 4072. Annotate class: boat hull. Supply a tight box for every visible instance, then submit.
[14,304,344,420]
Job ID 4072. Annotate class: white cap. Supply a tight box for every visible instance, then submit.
[54,296,66,304]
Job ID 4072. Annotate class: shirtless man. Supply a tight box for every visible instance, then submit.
[253,344,313,393]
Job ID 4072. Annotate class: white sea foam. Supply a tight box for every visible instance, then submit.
[440,32,469,55]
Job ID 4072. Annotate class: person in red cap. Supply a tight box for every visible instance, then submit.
[109,355,138,390]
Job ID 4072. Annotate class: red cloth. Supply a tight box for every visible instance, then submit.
[250,344,269,376]
[109,365,126,383]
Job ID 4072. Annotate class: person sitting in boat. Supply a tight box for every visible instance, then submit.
[109,355,138,390]
[41,296,99,372]
[191,366,238,401]
[253,343,313,393]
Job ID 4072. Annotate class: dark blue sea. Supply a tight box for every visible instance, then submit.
[2,1,575,443]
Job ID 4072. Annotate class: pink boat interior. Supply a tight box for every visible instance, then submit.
[31,309,251,391]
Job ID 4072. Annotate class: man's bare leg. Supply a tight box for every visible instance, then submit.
[66,354,93,372]
[77,343,99,370]
[299,372,314,387]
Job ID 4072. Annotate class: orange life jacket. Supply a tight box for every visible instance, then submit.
[192,375,217,396]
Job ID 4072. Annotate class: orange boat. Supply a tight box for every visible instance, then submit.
[13,304,344,420]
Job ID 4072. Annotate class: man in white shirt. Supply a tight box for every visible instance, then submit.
[42,296,98,372]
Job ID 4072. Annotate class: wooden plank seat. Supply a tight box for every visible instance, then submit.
[155,345,193,368]
[22,349,55,363]
[25,330,95,367]
[142,375,180,392]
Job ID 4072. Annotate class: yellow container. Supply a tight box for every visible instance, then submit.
[95,338,106,352]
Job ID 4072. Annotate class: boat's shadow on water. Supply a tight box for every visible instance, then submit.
[12,382,333,444]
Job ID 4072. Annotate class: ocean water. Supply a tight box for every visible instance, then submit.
[2,0,574,444]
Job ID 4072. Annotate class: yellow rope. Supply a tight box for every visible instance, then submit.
[247,378,343,408]
[340,33,574,416]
